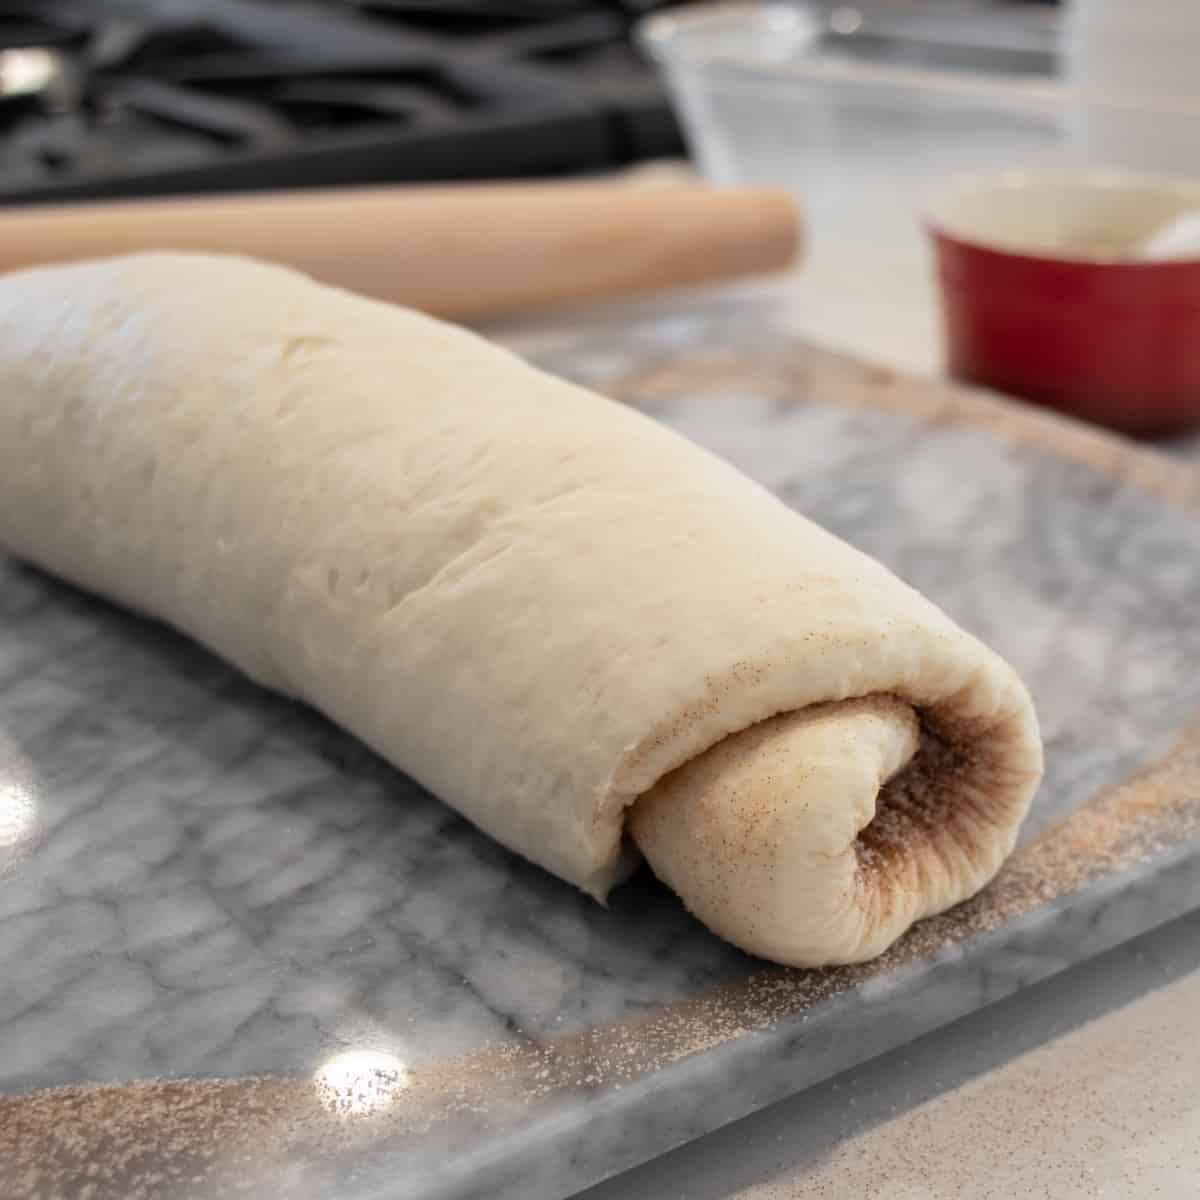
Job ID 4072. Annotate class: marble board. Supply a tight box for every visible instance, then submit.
[2,307,1200,1200]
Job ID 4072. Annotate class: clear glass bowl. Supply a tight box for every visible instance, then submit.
[635,2,1070,372]
[636,3,1065,199]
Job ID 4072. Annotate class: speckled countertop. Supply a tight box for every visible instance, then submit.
[577,906,1200,1200]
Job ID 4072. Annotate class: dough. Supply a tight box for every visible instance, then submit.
[0,253,1042,966]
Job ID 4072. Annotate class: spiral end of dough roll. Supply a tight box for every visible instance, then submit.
[628,692,1042,967]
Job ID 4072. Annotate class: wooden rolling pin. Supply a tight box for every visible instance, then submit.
[0,181,800,320]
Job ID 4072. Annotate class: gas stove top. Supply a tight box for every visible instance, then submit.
[0,0,686,205]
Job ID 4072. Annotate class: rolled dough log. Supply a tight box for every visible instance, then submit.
[0,253,1042,966]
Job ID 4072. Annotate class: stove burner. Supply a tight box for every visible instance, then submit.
[0,0,686,205]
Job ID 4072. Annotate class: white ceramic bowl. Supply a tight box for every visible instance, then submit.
[928,169,1200,260]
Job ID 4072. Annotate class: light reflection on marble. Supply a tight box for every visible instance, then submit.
[0,732,39,876]
[1,321,1200,1200]
[0,780,35,849]
[315,1049,411,1117]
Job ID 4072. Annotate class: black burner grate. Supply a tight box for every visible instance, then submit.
[0,0,687,205]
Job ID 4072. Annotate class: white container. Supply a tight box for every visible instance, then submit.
[1066,0,1200,175]
[1068,0,1200,35]
[1071,92,1200,178]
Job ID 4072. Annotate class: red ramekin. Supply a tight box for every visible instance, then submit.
[927,171,1200,437]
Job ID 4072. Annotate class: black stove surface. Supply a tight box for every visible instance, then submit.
[0,0,686,204]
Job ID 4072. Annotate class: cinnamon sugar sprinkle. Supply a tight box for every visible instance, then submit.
[609,343,1200,515]
[4,724,1200,1200]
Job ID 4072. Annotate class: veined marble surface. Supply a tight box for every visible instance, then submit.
[1,312,1199,1200]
